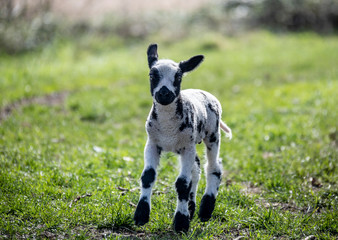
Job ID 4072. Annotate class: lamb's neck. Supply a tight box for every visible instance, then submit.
[153,97,181,120]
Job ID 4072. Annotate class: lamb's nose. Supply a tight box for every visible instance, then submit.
[159,86,170,96]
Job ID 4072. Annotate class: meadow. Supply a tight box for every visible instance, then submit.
[0,31,337,239]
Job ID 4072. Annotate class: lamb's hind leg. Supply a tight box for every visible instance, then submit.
[134,140,161,226]
[188,155,201,220]
[173,148,196,232]
[199,131,222,222]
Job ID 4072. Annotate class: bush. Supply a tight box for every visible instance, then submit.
[225,0,338,32]
[0,0,58,54]
[1,0,337,54]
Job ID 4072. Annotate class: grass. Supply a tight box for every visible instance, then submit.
[0,31,337,239]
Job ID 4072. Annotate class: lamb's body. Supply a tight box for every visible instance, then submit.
[147,89,226,153]
[133,44,232,232]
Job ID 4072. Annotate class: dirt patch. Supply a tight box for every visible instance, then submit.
[240,182,305,213]
[254,198,303,212]
[37,225,177,240]
[0,91,69,123]
[240,181,263,196]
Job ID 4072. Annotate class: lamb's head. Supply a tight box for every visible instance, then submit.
[147,44,204,105]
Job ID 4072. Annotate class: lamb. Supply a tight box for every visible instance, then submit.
[133,43,232,232]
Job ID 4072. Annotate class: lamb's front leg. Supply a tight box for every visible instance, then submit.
[173,147,196,232]
[134,139,161,226]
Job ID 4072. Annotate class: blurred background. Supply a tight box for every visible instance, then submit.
[1,2,337,238]
[1,0,338,54]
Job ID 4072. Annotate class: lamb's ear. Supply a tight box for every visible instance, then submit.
[147,44,158,69]
[179,55,204,74]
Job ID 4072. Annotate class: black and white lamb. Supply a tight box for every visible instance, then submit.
[133,44,232,232]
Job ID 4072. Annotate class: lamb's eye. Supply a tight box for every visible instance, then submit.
[173,71,182,87]
[150,69,160,83]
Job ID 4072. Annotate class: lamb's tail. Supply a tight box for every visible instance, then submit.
[220,120,232,140]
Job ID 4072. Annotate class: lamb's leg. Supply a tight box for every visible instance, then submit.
[134,140,161,226]
[188,155,201,220]
[199,131,222,222]
[173,147,196,232]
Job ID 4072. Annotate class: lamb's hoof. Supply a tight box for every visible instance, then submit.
[198,194,216,222]
[173,212,190,233]
[134,197,150,226]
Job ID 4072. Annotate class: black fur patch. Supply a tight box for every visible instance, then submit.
[209,133,217,143]
[151,103,157,120]
[212,171,222,179]
[189,192,194,200]
[134,196,150,226]
[206,141,219,151]
[178,102,195,131]
[156,145,162,155]
[208,103,219,116]
[173,212,190,233]
[176,147,185,154]
[173,70,182,96]
[141,168,156,189]
[199,194,216,222]
[175,98,184,119]
[188,201,196,220]
[186,102,195,126]
[149,68,160,96]
[189,111,195,129]
[195,155,201,168]
[175,178,192,201]
[197,120,204,133]
[148,121,152,127]
[179,117,193,131]
[215,118,219,131]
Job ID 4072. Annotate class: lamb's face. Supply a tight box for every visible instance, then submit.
[146,43,204,106]
[149,60,182,105]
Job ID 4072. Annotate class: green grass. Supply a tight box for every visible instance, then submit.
[0,31,337,239]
